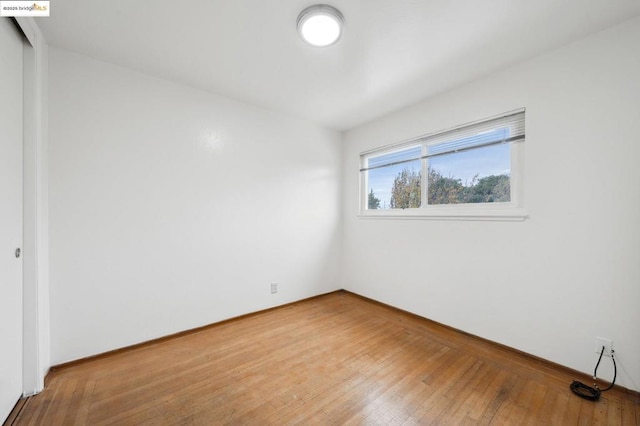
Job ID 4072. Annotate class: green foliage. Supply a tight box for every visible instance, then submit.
[427,168,463,205]
[368,189,381,209]
[390,168,421,209]
[389,167,510,207]
[462,174,510,203]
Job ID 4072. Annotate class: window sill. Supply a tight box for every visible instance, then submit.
[358,207,528,222]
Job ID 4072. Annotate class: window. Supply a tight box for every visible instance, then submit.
[360,110,526,220]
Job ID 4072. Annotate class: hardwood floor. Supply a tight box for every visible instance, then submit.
[7,291,639,425]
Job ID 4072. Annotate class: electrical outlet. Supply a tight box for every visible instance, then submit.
[595,337,613,357]
[270,283,278,294]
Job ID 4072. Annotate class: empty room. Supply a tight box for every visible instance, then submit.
[1,0,639,424]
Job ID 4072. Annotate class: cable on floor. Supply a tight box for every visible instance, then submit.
[570,345,616,401]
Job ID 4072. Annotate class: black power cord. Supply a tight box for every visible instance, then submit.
[570,345,617,401]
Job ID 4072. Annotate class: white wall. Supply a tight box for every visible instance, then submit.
[48,48,342,364]
[342,17,640,391]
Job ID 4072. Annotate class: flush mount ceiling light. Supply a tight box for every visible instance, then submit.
[297,4,344,47]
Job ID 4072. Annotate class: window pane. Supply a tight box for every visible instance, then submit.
[427,143,510,204]
[366,146,421,209]
[359,111,524,215]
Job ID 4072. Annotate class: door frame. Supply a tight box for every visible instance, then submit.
[14,17,49,396]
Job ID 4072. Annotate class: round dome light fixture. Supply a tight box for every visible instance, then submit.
[297,4,344,47]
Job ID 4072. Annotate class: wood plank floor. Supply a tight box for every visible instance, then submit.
[7,291,639,425]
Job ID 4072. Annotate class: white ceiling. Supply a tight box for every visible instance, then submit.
[38,0,640,131]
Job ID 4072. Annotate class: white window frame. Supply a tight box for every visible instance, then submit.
[359,109,527,221]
